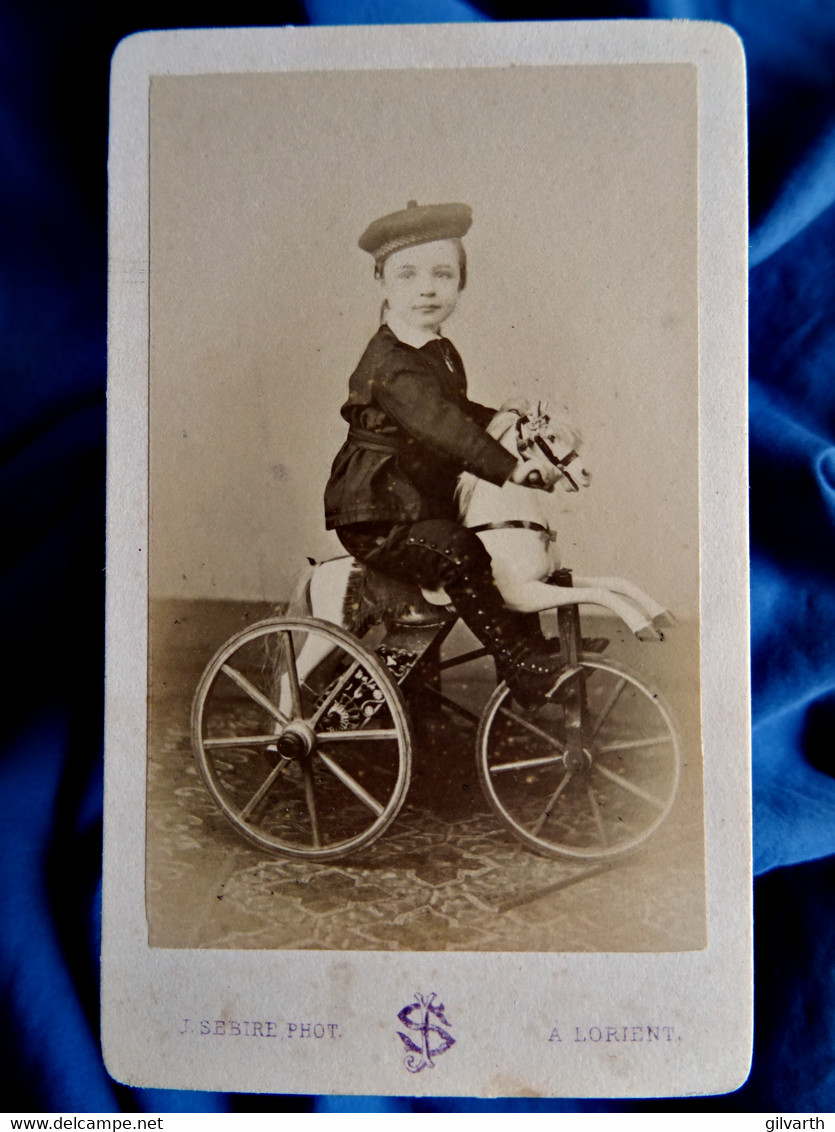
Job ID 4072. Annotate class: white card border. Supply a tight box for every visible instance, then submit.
[104,20,751,1098]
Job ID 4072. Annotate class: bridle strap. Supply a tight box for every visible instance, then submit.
[533,436,580,492]
[553,446,580,470]
[516,415,581,493]
[470,520,556,542]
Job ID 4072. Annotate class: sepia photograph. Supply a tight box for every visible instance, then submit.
[145,62,705,954]
[103,22,750,1097]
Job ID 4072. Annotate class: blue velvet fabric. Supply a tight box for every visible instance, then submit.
[2,0,834,1113]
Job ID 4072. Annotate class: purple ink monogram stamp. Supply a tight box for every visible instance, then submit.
[397,992,455,1073]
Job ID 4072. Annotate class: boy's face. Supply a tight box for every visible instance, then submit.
[380,239,462,333]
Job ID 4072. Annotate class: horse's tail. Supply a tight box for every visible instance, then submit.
[287,554,359,634]
[286,558,317,617]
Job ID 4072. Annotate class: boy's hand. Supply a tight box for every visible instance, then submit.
[508,457,559,491]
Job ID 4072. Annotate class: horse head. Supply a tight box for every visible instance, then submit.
[500,401,590,493]
[456,400,590,529]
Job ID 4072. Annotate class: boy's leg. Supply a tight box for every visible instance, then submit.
[338,520,561,707]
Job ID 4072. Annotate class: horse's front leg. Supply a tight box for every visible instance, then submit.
[497,578,660,638]
[573,575,675,630]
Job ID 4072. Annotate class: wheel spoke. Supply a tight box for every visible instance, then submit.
[220,664,288,726]
[193,617,413,858]
[316,729,399,742]
[597,735,671,754]
[308,660,360,728]
[490,752,567,775]
[594,763,665,810]
[281,631,304,719]
[316,750,385,816]
[477,656,680,860]
[301,762,321,848]
[239,759,287,821]
[589,675,626,739]
[531,771,573,836]
[203,733,282,749]
[498,705,567,754]
[587,784,609,847]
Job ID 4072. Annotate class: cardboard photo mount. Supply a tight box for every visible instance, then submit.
[104,21,751,1097]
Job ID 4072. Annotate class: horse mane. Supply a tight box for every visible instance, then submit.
[456,408,581,521]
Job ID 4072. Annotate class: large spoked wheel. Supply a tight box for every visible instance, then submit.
[476,655,681,860]
[191,617,412,859]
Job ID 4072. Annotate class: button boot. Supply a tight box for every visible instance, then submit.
[443,568,563,709]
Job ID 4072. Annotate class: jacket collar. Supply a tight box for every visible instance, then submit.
[384,312,444,351]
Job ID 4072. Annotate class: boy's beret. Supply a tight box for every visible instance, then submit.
[359,200,472,264]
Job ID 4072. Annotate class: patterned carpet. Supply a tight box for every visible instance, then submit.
[147,600,706,952]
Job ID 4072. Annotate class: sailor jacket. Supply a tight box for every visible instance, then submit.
[324,324,516,529]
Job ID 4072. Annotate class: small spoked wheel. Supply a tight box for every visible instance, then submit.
[476,655,681,860]
[191,617,412,859]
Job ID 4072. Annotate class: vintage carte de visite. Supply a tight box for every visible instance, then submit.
[104,21,751,1097]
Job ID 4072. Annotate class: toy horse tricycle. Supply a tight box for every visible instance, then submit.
[191,580,680,862]
[191,405,681,862]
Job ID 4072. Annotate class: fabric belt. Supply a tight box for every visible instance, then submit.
[348,427,405,455]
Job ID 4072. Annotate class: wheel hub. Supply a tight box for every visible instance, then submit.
[563,745,593,773]
[276,720,316,760]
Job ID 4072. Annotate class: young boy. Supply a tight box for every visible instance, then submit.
[324,200,563,708]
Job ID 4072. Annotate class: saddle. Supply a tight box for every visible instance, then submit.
[342,559,456,634]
